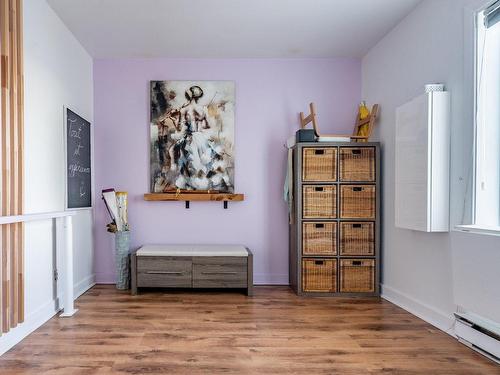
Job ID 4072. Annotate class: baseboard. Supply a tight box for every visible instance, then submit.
[74,274,96,297]
[381,283,455,336]
[95,273,115,284]
[253,274,289,285]
[0,273,96,356]
[0,299,58,356]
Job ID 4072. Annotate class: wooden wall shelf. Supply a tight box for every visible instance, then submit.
[143,193,244,209]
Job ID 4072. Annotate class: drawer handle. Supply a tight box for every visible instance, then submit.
[315,187,324,192]
[314,260,324,265]
[146,271,184,275]
[352,223,362,228]
[352,187,363,192]
[314,149,324,155]
[352,261,362,266]
[201,271,238,275]
[351,149,361,155]
[315,223,325,229]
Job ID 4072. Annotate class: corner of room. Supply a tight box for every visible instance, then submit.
[0,0,499,372]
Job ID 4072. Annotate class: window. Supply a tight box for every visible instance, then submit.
[473,1,500,229]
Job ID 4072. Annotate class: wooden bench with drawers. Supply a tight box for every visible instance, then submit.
[131,245,253,296]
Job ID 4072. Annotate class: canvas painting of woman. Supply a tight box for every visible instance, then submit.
[150,81,235,193]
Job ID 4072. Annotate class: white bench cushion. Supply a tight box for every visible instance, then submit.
[136,244,248,257]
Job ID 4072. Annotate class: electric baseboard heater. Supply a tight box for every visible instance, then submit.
[454,313,500,364]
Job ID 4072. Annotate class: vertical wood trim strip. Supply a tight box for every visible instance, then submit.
[16,0,23,323]
[9,0,19,327]
[0,0,4,333]
[1,0,12,333]
[0,0,23,333]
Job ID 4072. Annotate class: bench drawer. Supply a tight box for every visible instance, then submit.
[193,257,247,288]
[137,256,192,288]
[137,256,192,273]
[137,271,192,288]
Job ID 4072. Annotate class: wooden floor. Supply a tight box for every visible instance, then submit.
[0,286,498,374]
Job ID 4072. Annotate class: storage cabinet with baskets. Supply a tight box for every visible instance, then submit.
[289,142,380,296]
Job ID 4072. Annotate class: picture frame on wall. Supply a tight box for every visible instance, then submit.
[149,80,235,193]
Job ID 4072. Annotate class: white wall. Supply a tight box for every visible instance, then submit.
[362,0,500,328]
[0,0,94,354]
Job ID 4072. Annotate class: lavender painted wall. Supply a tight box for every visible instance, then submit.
[94,58,361,284]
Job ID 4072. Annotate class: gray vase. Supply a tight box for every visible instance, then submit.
[114,230,130,290]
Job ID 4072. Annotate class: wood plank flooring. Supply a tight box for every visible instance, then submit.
[0,285,498,374]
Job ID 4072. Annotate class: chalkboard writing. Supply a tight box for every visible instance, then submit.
[66,108,92,209]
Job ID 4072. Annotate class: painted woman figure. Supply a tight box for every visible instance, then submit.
[170,85,231,191]
[180,85,210,132]
[151,82,234,192]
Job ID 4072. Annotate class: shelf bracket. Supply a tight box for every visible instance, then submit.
[223,201,228,209]
[185,201,190,209]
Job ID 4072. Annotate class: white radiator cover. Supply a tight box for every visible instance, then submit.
[395,91,451,232]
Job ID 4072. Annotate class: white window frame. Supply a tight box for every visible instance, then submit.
[456,0,500,236]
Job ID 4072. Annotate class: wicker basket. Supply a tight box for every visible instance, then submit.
[302,148,337,182]
[303,185,337,219]
[302,258,337,292]
[340,222,374,256]
[340,185,375,219]
[340,259,375,293]
[339,147,375,182]
[303,222,337,255]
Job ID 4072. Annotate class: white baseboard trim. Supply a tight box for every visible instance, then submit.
[381,283,455,336]
[0,273,96,356]
[74,274,96,298]
[253,274,289,285]
[0,299,58,356]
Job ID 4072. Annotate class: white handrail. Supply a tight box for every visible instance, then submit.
[0,210,76,225]
[0,210,79,317]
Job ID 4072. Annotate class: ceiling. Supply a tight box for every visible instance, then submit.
[47,0,421,59]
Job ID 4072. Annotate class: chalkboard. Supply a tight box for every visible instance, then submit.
[65,108,92,209]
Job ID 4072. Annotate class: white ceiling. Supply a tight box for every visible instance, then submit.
[47,0,421,59]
